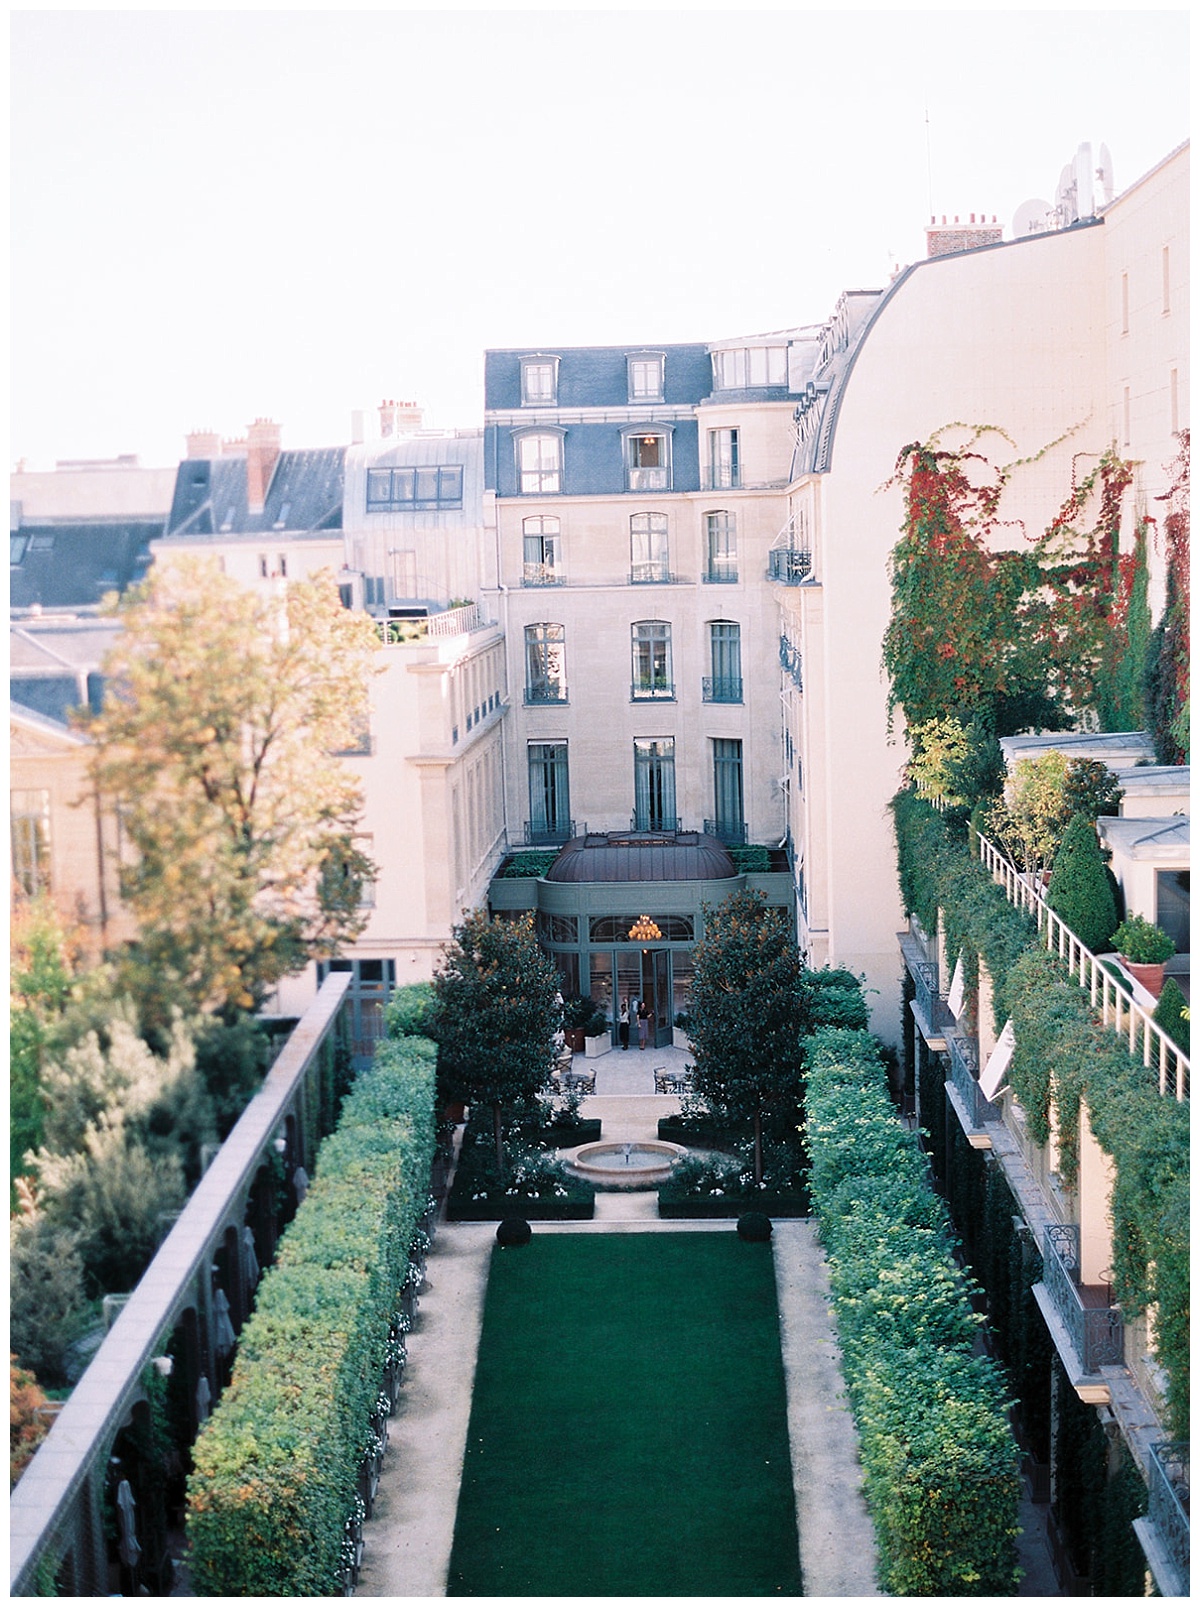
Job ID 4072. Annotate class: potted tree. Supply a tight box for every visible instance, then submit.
[1111,914,1176,999]
[561,994,594,1053]
[584,1009,611,1059]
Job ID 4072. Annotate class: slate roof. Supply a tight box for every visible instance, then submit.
[9,619,120,722]
[10,520,158,610]
[546,831,738,884]
[164,448,345,539]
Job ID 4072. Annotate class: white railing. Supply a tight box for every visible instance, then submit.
[977,833,1188,1101]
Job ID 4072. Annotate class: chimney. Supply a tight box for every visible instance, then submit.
[186,428,221,459]
[245,418,281,513]
[378,398,423,437]
[925,211,1003,259]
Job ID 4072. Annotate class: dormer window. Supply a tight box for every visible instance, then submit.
[622,426,672,491]
[521,356,559,406]
[628,353,664,402]
[712,344,788,390]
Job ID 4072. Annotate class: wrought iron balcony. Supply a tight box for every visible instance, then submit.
[703,563,738,584]
[523,820,575,846]
[629,565,675,584]
[703,465,741,491]
[1144,1441,1190,1590]
[521,563,564,586]
[704,819,747,846]
[630,681,675,701]
[627,467,669,492]
[1042,1223,1124,1374]
[631,813,680,833]
[947,1030,1001,1129]
[702,676,743,704]
[769,547,813,584]
[524,683,568,705]
[779,636,803,690]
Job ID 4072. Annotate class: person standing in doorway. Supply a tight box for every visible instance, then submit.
[637,999,650,1050]
[619,997,630,1050]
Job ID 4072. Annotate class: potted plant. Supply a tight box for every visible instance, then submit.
[561,994,593,1052]
[1111,915,1176,999]
[584,1010,611,1059]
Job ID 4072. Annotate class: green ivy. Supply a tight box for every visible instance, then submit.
[893,791,1190,1436]
[806,1028,1019,1595]
[185,1036,437,1594]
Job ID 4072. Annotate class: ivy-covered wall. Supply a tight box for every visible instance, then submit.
[893,791,1189,1437]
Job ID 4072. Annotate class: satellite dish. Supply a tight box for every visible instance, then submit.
[1012,197,1053,238]
[1097,142,1115,204]
[1055,162,1077,225]
[1075,142,1095,219]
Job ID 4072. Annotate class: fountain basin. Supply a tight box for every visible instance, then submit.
[568,1140,687,1188]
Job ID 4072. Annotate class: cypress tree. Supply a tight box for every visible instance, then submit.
[1045,813,1119,954]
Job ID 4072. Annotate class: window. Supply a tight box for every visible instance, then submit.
[517,433,562,494]
[633,738,676,831]
[316,957,395,1059]
[625,431,669,491]
[710,739,745,844]
[705,511,738,582]
[521,357,558,405]
[528,743,571,843]
[522,516,561,584]
[712,345,787,390]
[11,789,51,896]
[525,623,567,703]
[366,465,464,511]
[708,428,740,489]
[630,513,669,582]
[10,534,28,565]
[628,354,664,402]
[705,621,742,702]
[631,621,673,699]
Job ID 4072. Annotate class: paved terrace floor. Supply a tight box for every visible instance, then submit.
[356,1042,1059,1598]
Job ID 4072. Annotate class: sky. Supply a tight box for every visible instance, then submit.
[9,6,1191,470]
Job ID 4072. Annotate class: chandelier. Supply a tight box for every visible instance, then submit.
[628,915,662,942]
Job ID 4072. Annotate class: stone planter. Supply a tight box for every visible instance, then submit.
[673,1029,691,1051]
[1121,958,1166,998]
[564,1027,586,1053]
[584,1031,610,1059]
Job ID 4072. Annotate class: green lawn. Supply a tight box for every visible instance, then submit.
[447,1232,803,1597]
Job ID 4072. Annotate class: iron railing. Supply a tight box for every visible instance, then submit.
[524,683,568,705]
[375,601,489,645]
[521,563,564,586]
[779,636,802,690]
[1145,1441,1190,1587]
[703,563,738,584]
[768,547,813,584]
[1042,1223,1124,1373]
[704,819,747,846]
[977,833,1188,1099]
[947,1031,1002,1128]
[702,676,743,703]
[632,813,680,833]
[629,566,675,585]
[630,681,675,701]
[523,820,576,846]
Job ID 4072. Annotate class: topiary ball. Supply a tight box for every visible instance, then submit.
[737,1211,772,1242]
[496,1217,532,1248]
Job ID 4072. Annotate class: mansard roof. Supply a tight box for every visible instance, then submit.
[164,447,345,539]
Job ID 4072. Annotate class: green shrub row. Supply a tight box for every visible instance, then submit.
[893,792,1190,1435]
[185,1035,437,1595]
[806,1028,1020,1596]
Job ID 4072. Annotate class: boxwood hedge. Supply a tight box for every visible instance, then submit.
[185,1034,437,1595]
[806,1028,1020,1596]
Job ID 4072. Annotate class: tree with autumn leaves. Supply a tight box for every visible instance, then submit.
[85,558,381,1017]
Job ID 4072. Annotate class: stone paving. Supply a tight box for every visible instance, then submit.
[357,1046,1059,1597]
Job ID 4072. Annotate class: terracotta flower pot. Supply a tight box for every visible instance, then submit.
[1121,958,1165,999]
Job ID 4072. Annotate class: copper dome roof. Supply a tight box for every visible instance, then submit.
[545,831,738,884]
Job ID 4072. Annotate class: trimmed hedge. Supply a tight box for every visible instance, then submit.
[659,1192,808,1220]
[185,1035,437,1595]
[806,1028,1019,1595]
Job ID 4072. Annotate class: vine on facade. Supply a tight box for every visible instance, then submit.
[1145,429,1190,762]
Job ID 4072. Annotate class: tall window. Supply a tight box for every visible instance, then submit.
[628,354,664,401]
[11,789,51,896]
[525,623,567,703]
[712,345,787,389]
[528,743,570,843]
[634,738,676,831]
[708,428,740,489]
[706,621,742,702]
[711,738,745,843]
[631,621,673,699]
[521,357,558,404]
[625,431,669,491]
[522,515,561,584]
[630,513,669,582]
[705,511,738,582]
[518,433,562,494]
